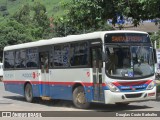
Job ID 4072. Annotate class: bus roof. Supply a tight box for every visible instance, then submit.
[4,30,148,51]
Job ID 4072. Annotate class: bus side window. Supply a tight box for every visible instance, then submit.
[91,47,102,68]
[4,51,14,69]
[39,52,49,73]
[70,42,88,66]
[26,48,38,68]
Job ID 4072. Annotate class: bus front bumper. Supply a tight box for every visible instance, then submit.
[104,87,156,104]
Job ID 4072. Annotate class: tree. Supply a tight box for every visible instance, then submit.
[54,0,160,37]
[114,0,160,26]
[54,0,114,37]
[150,31,160,48]
[12,4,31,25]
[32,2,50,30]
[67,0,160,27]
[11,2,51,39]
[0,20,34,60]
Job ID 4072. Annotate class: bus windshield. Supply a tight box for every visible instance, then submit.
[105,45,154,79]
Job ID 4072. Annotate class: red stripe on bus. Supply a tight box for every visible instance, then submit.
[3,81,25,84]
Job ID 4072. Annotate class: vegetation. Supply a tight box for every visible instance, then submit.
[150,31,160,48]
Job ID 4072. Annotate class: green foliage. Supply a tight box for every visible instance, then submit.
[10,2,52,39]
[54,0,114,36]
[150,32,160,42]
[54,0,160,37]
[12,4,31,25]
[33,2,49,30]
[150,31,160,48]
[0,20,33,50]
[63,0,160,27]
[0,19,35,60]
[112,0,160,26]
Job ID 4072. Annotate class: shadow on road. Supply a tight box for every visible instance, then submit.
[152,95,160,102]
[89,103,152,112]
[3,96,26,102]
[3,96,153,111]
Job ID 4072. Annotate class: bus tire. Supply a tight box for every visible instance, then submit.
[24,83,34,103]
[73,86,90,109]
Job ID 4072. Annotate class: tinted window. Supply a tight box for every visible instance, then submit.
[70,42,88,66]
[26,48,38,68]
[4,51,14,69]
[15,49,26,68]
[53,45,69,67]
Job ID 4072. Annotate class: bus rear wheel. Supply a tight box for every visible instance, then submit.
[73,86,90,109]
[24,83,34,103]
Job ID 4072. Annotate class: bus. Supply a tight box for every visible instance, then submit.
[3,30,156,109]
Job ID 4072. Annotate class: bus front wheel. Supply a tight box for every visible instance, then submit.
[24,83,34,103]
[73,86,90,109]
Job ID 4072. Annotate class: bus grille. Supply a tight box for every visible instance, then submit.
[125,93,142,98]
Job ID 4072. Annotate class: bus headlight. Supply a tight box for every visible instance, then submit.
[108,83,120,92]
[146,81,155,90]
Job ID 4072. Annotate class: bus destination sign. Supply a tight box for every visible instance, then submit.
[105,33,150,43]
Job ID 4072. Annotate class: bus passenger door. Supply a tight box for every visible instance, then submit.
[91,45,104,102]
[39,52,49,96]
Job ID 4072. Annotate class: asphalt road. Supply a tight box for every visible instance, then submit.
[0,82,160,117]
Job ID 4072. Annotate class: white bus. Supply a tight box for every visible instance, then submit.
[3,30,156,109]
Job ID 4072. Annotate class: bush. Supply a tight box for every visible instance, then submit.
[2,11,9,17]
[0,5,7,11]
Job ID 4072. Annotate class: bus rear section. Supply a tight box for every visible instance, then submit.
[3,31,156,109]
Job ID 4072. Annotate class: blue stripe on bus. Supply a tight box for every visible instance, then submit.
[4,83,94,101]
[4,83,24,95]
[6,82,151,102]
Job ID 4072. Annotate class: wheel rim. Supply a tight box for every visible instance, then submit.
[76,92,85,104]
[25,85,32,100]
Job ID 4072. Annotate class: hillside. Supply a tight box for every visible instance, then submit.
[0,0,70,21]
